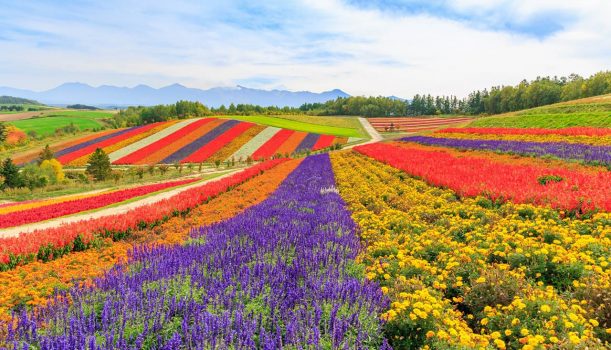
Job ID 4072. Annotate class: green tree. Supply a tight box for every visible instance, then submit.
[38,144,55,163]
[21,164,48,190]
[1,158,23,189]
[0,122,7,145]
[86,148,112,181]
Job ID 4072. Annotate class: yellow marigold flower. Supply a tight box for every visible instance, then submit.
[540,304,551,313]
[505,329,512,336]
[520,328,529,336]
[549,336,559,343]
[494,339,506,349]
[490,331,501,339]
[426,331,435,338]
[589,319,599,327]
[569,334,580,344]
[381,286,389,294]
[512,318,520,326]
[481,318,489,326]
[475,276,486,283]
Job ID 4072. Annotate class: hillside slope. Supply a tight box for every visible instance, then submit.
[471,94,611,128]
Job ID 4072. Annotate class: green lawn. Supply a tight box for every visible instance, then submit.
[221,115,365,138]
[7,110,114,136]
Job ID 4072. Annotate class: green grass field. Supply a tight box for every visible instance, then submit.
[221,115,366,138]
[7,110,114,136]
[471,94,611,128]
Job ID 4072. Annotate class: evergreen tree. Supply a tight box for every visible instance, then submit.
[0,122,7,144]
[86,148,112,181]
[1,158,23,189]
[38,144,55,163]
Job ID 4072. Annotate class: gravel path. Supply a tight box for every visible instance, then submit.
[0,169,239,238]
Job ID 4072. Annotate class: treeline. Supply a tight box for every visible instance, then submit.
[113,71,611,125]
[112,101,303,127]
[306,71,611,116]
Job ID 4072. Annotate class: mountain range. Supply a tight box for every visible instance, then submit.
[0,83,350,108]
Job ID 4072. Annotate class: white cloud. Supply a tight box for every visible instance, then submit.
[0,0,609,98]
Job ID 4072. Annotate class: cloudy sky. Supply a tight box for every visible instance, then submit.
[0,0,609,97]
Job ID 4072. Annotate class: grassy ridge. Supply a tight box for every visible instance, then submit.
[220,115,366,138]
[471,94,611,128]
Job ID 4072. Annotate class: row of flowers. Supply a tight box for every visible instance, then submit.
[5,155,390,349]
[0,158,301,325]
[330,151,610,349]
[355,142,611,213]
[0,159,287,270]
[402,135,611,165]
[431,131,611,146]
[0,177,200,228]
[438,127,611,137]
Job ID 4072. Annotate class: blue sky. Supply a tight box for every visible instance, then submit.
[0,0,609,97]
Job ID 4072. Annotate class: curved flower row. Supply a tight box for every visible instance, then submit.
[0,177,200,228]
[432,131,611,146]
[355,142,611,213]
[438,127,611,137]
[0,159,286,269]
[6,155,390,349]
[401,135,611,165]
[330,151,610,349]
[0,159,300,323]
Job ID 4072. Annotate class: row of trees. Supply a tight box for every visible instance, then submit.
[112,71,611,124]
[0,146,64,191]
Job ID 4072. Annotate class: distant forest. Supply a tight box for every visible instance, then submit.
[112,70,611,125]
[0,96,42,105]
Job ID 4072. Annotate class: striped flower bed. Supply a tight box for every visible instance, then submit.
[402,135,611,165]
[32,117,350,166]
[209,124,266,162]
[109,119,202,163]
[0,178,200,228]
[180,121,252,163]
[275,131,308,156]
[67,121,177,166]
[162,120,240,163]
[228,127,281,161]
[57,125,159,165]
[113,118,212,165]
[368,116,472,132]
[431,132,611,146]
[438,127,611,137]
[134,119,223,165]
[55,127,139,160]
[252,129,295,160]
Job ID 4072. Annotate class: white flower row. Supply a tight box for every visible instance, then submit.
[226,126,281,161]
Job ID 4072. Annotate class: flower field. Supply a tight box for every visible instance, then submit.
[25,117,348,166]
[330,152,610,349]
[0,178,200,229]
[0,159,286,270]
[368,117,472,132]
[2,123,610,348]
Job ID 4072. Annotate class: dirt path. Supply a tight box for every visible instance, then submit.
[343,118,384,149]
[0,169,240,238]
